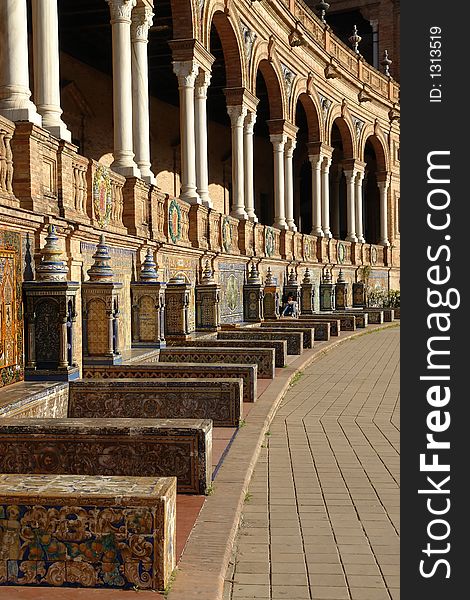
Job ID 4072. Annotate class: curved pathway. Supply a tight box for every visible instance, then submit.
[224,327,400,600]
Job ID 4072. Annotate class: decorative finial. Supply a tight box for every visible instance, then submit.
[201,260,215,284]
[265,267,274,286]
[288,268,297,285]
[315,1,330,23]
[337,269,345,283]
[140,248,158,282]
[87,235,115,282]
[381,49,392,77]
[349,25,362,54]
[247,263,261,284]
[36,224,69,282]
[168,273,186,284]
[323,270,332,283]
[302,268,312,284]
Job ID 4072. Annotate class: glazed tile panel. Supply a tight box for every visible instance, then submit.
[158,348,275,379]
[216,331,303,356]
[168,339,287,368]
[0,418,212,495]
[82,363,258,403]
[0,474,176,590]
[69,378,243,427]
[260,322,326,343]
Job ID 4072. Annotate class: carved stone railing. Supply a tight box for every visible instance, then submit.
[208,210,221,252]
[294,0,399,102]
[0,116,16,207]
[150,187,166,242]
[369,243,386,267]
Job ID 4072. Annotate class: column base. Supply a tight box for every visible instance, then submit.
[111,160,141,179]
[198,192,213,209]
[357,236,366,243]
[346,234,358,242]
[248,214,259,223]
[311,228,324,237]
[138,165,157,185]
[379,239,390,247]
[181,191,202,205]
[43,121,72,143]
[274,219,288,230]
[230,208,249,220]
[287,222,297,232]
[323,229,332,239]
[0,103,42,126]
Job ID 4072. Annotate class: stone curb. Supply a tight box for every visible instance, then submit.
[166,322,399,600]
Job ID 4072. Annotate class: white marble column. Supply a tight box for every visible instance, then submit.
[270,134,287,230]
[309,154,323,237]
[378,179,390,246]
[244,111,258,222]
[227,104,248,219]
[173,60,201,204]
[284,138,297,231]
[131,5,155,184]
[31,0,71,141]
[355,170,365,243]
[107,0,140,178]
[0,0,41,125]
[344,169,358,242]
[332,165,341,238]
[195,70,212,208]
[321,156,332,238]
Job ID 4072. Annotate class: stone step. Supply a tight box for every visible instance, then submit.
[217,330,303,356]
[83,363,257,404]
[159,347,276,380]
[0,473,176,590]
[69,377,243,427]
[0,418,212,495]
[168,339,287,368]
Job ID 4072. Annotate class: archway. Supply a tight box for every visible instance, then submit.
[363,137,386,244]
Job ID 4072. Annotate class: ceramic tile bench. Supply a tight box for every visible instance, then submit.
[82,363,257,404]
[167,338,287,368]
[332,311,369,328]
[278,317,341,336]
[217,330,303,356]
[301,313,357,331]
[158,347,276,379]
[69,378,243,427]
[0,473,176,590]
[261,321,326,343]
[0,418,212,495]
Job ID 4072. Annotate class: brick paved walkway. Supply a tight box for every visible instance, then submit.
[224,327,400,600]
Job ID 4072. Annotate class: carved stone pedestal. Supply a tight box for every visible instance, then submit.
[263,267,280,319]
[165,275,193,340]
[300,268,316,315]
[334,270,349,310]
[320,270,335,311]
[23,225,79,381]
[82,236,123,365]
[131,249,166,348]
[196,261,220,331]
[243,264,264,322]
[353,281,367,307]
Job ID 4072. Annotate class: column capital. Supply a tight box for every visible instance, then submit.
[307,141,333,157]
[227,104,248,127]
[308,154,323,169]
[355,170,365,184]
[106,0,137,23]
[195,70,212,99]
[173,60,199,88]
[224,88,259,113]
[270,133,287,149]
[342,168,357,183]
[130,6,154,42]
[285,137,297,157]
[321,155,332,172]
[244,110,257,134]
[376,170,390,185]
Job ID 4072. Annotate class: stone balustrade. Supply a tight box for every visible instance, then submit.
[0,116,15,207]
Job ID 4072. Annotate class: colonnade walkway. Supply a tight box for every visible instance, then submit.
[224,327,400,600]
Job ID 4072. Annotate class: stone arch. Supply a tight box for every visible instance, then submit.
[359,126,389,172]
[327,105,356,159]
[170,0,197,40]
[291,86,323,143]
[253,56,285,121]
[206,9,245,88]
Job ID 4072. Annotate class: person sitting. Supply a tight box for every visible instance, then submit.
[281,294,299,317]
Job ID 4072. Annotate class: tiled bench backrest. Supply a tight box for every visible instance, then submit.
[259,323,321,344]
[69,378,243,427]
[0,418,212,495]
[159,347,276,379]
[217,330,303,356]
[82,363,257,403]
[167,339,287,368]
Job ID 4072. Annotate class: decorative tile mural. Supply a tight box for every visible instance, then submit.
[0,230,23,387]
[218,262,245,324]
